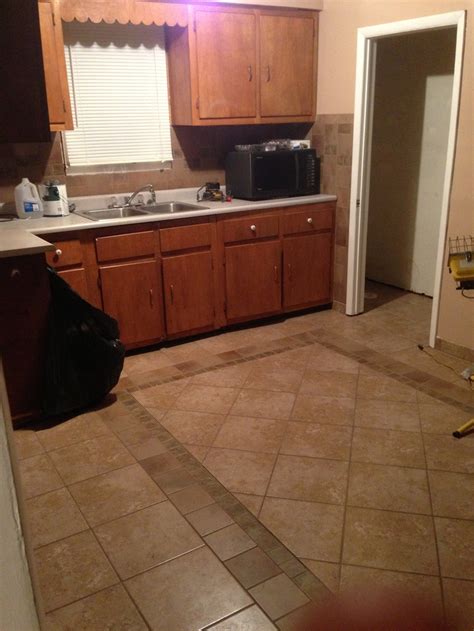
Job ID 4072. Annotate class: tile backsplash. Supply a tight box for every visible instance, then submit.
[0,115,353,307]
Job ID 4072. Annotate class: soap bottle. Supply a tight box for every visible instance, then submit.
[14,178,44,219]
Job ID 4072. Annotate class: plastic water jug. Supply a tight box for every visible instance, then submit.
[14,178,44,219]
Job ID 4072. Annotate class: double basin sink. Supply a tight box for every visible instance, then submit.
[76,201,208,222]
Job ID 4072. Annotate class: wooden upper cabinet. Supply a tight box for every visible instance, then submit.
[38,1,73,130]
[167,6,317,125]
[259,13,316,118]
[195,9,257,120]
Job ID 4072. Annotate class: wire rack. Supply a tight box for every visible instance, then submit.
[449,236,473,259]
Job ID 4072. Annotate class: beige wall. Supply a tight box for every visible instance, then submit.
[318,0,473,350]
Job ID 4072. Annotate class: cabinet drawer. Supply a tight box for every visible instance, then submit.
[223,214,279,243]
[282,204,334,236]
[160,223,211,254]
[96,231,155,263]
[45,239,82,269]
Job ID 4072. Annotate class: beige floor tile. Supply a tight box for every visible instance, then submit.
[435,517,474,580]
[19,454,63,499]
[354,399,420,432]
[45,583,147,630]
[37,413,111,451]
[204,448,276,496]
[443,578,474,631]
[243,362,304,393]
[267,455,348,505]
[249,573,309,620]
[300,370,358,399]
[125,546,252,630]
[418,398,472,434]
[13,430,44,460]
[339,566,443,612]
[306,348,360,374]
[280,422,352,461]
[183,443,209,462]
[259,498,344,562]
[423,433,474,474]
[98,400,143,433]
[230,389,296,420]
[69,463,166,527]
[205,523,256,561]
[94,501,203,579]
[351,427,425,468]
[152,467,196,494]
[126,435,169,461]
[139,452,181,478]
[186,503,234,536]
[49,435,135,485]
[347,462,431,514]
[342,507,438,574]
[160,410,225,446]
[207,605,276,630]
[429,470,474,519]
[25,488,88,548]
[132,379,190,409]
[213,416,286,454]
[301,559,340,593]
[357,371,417,402]
[234,493,264,517]
[169,484,214,514]
[291,394,355,426]
[174,384,239,414]
[225,547,281,589]
[192,364,253,388]
[34,530,118,612]
[124,350,173,374]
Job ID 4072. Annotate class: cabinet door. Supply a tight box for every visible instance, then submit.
[195,9,257,119]
[225,241,281,321]
[259,14,315,117]
[38,2,73,130]
[58,268,89,301]
[283,233,332,309]
[100,261,163,347]
[162,251,215,335]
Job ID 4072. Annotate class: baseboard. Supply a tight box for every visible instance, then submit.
[332,300,346,314]
[435,337,474,362]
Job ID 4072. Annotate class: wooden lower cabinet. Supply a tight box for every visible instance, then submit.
[100,260,163,347]
[57,268,89,300]
[225,240,281,322]
[162,251,215,336]
[283,232,332,310]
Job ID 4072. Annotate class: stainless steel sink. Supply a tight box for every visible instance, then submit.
[142,201,208,214]
[76,201,208,221]
[76,207,150,221]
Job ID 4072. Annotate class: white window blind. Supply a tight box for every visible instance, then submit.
[63,21,172,170]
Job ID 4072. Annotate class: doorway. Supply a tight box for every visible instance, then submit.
[346,11,466,347]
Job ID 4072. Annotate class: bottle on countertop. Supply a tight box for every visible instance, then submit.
[14,178,43,219]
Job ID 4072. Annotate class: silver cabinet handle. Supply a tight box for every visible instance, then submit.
[307,217,313,225]
[170,284,174,305]
[248,65,253,82]
[266,65,271,82]
[250,224,257,232]
[55,248,62,256]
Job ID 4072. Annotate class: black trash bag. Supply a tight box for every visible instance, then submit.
[43,268,125,416]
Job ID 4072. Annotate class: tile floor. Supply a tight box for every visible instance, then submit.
[14,281,474,630]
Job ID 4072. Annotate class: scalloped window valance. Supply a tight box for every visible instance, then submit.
[59,0,188,27]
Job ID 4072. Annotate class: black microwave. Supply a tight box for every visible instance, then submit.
[225,148,320,200]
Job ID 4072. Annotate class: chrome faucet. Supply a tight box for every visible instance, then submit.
[124,184,156,207]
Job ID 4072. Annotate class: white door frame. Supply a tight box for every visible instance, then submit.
[345,11,466,347]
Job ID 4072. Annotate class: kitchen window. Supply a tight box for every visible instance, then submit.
[62,21,172,173]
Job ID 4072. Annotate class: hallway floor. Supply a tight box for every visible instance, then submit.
[15,284,474,629]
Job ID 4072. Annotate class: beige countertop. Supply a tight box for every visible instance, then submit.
[0,188,336,258]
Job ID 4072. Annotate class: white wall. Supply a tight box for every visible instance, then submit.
[365,29,456,296]
[0,360,41,631]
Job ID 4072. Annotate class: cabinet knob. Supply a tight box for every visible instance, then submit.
[10,268,21,279]
[250,224,257,232]
[307,217,313,225]
[55,248,62,256]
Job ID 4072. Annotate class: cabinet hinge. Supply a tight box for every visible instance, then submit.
[356,199,361,208]
[97,275,102,289]
[62,99,67,113]
[195,97,199,111]
[52,12,56,26]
